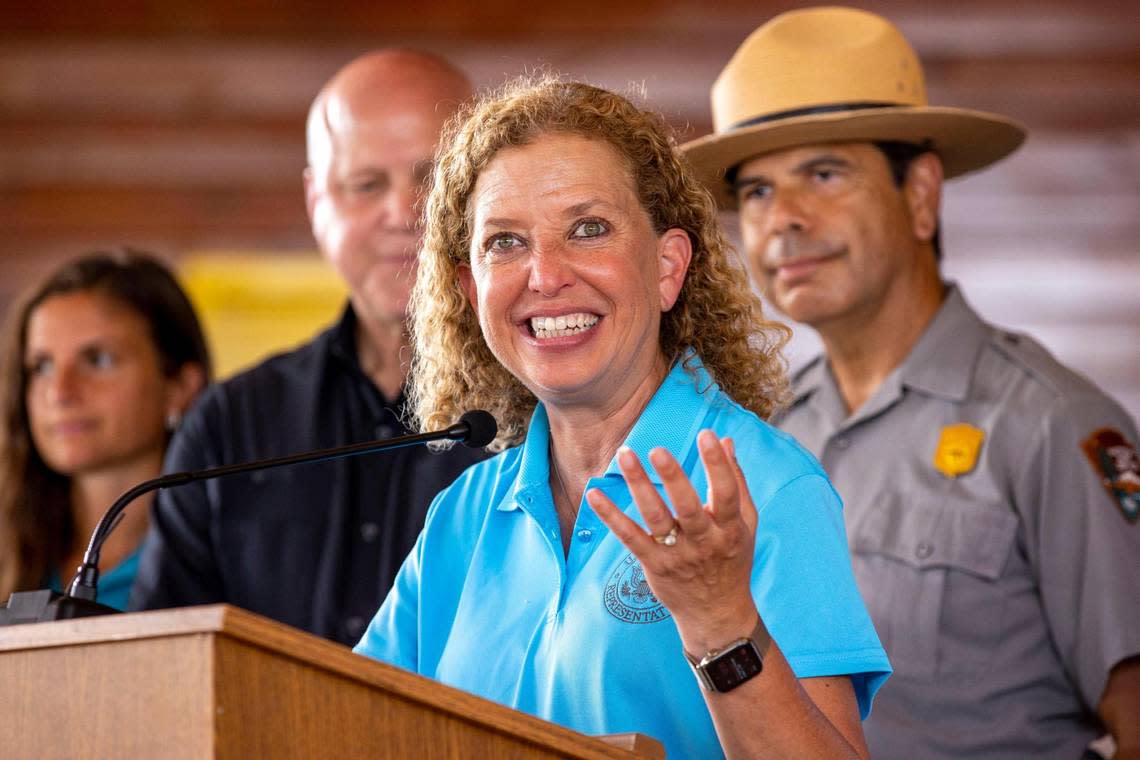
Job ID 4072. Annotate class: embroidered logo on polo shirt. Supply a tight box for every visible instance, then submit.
[1081,428,1140,524]
[933,423,985,478]
[603,553,671,624]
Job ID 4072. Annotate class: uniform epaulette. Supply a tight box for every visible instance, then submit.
[986,328,1096,399]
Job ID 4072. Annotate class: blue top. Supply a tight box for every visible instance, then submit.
[48,545,144,611]
[355,360,890,758]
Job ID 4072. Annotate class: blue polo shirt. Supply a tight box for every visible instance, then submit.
[355,360,890,758]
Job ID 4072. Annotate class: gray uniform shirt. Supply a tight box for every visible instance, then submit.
[776,285,1140,759]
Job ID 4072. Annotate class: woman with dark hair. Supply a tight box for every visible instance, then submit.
[0,250,210,610]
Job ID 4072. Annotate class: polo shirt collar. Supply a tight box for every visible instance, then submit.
[604,357,717,484]
[505,402,553,511]
[499,357,717,512]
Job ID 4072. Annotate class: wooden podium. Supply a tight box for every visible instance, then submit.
[0,605,664,759]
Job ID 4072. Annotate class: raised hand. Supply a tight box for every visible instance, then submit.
[585,431,760,650]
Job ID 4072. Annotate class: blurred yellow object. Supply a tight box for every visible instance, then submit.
[180,252,346,379]
[933,423,986,479]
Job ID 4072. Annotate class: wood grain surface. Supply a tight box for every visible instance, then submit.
[0,605,665,759]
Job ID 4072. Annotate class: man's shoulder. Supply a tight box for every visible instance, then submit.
[946,323,1139,475]
[984,327,1087,394]
[215,327,337,400]
[977,326,1129,419]
[176,326,342,455]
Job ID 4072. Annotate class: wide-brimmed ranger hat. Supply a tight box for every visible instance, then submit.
[681,6,1027,208]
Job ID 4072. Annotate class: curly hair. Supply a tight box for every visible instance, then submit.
[0,250,212,599]
[409,75,789,451]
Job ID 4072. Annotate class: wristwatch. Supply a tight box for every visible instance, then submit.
[683,616,769,693]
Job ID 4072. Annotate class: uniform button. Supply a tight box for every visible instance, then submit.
[374,423,397,438]
[360,522,380,543]
[345,616,366,639]
[834,437,850,450]
[576,529,593,542]
[915,540,934,560]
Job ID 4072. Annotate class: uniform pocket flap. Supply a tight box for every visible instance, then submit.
[852,495,1017,580]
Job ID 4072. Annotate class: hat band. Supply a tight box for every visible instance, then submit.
[726,101,898,133]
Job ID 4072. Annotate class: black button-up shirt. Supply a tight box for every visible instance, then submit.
[130,307,488,645]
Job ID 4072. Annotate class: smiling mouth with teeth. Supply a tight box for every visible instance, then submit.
[529,312,600,339]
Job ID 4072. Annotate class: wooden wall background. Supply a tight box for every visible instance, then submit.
[2,0,1138,419]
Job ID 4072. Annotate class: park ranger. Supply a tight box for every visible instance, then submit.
[682,7,1140,759]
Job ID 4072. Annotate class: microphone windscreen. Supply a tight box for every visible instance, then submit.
[458,410,497,448]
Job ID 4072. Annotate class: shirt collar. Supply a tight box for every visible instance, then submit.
[499,357,720,511]
[784,355,849,429]
[608,357,718,482]
[325,302,409,416]
[789,355,829,406]
[896,284,989,402]
[327,303,360,365]
[789,283,987,407]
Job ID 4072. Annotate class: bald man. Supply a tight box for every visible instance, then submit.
[131,51,487,645]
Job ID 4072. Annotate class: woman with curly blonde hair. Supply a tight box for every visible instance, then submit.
[355,77,888,759]
[408,76,790,449]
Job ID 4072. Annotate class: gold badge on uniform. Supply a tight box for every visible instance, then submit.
[1081,428,1140,524]
[933,423,985,478]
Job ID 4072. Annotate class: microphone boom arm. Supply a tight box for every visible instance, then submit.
[68,413,489,601]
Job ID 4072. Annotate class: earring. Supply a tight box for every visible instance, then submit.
[165,410,182,432]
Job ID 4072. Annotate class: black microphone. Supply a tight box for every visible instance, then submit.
[0,410,496,625]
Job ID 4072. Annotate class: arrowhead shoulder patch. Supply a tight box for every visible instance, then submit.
[1081,428,1140,523]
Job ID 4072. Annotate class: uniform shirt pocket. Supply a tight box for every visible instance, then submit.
[850,494,1018,682]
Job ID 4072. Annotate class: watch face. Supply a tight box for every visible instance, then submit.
[706,640,764,692]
